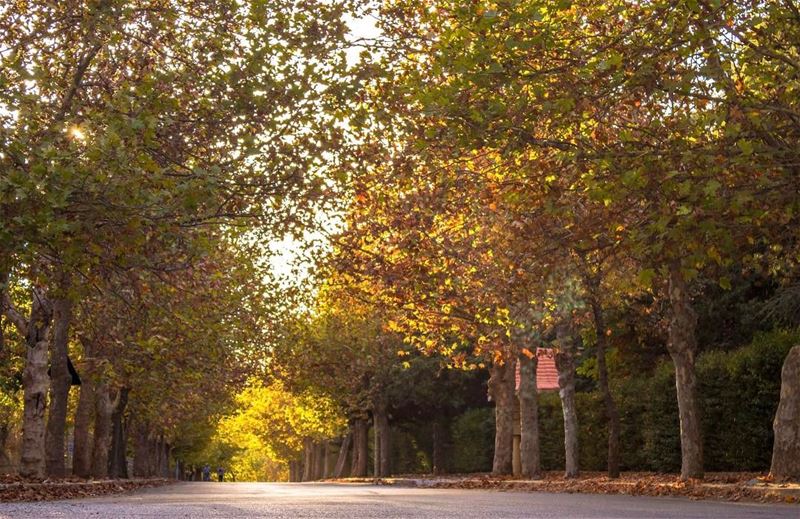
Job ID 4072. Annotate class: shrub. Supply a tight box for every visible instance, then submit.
[450,407,494,473]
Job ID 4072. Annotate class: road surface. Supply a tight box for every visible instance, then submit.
[0,482,795,518]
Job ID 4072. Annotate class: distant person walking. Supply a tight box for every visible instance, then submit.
[217,466,225,482]
[202,464,211,482]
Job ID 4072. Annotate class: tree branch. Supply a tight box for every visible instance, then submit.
[1,291,28,337]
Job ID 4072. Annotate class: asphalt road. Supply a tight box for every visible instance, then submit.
[0,482,796,518]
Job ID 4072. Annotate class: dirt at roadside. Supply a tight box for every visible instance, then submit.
[334,471,800,504]
[0,475,172,502]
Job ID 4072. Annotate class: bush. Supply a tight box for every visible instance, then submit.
[698,330,797,470]
[620,329,798,472]
[537,392,607,471]
[450,407,494,473]
[429,330,796,474]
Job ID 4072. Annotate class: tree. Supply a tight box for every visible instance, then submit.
[0,0,353,478]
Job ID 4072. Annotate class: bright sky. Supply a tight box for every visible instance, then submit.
[266,12,381,283]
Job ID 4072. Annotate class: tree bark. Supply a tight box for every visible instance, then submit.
[372,414,378,477]
[518,351,541,479]
[770,345,800,481]
[302,437,314,481]
[333,432,351,478]
[351,417,368,477]
[148,437,158,477]
[322,439,331,479]
[586,289,621,478]
[159,438,170,478]
[72,363,95,478]
[666,263,704,480]
[45,294,73,478]
[488,358,515,475]
[91,384,118,478]
[556,321,580,478]
[314,441,325,480]
[374,406,391,477]
[109,387,129,478]
[19,288,53,478]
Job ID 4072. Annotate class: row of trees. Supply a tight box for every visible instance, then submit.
[0,0,353,479]
[288,0,800,482]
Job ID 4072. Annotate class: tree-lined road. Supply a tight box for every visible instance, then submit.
[0,483,795,518]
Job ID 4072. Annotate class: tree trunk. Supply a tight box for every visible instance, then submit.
[586,290,621,478]
[302,437,314,481]
[374,406,391,477]
[109,388,129,478]
[314,441,325,480]
[556,322,579,478]
[91,384,115,479]
[770,345,800,481]
[72,383,94,476]
[372,414,379,477]
[666,263,704,480]
[0,271,6,357]
[488,358,515,475]
[148,437,159,477]
[518,351,541,479]
[72,343,96,478]
[351,417,368,477]
[19,288,52,478]
[159,438,170,478]
[322,439,331,479]
[45,294,72,478]
[333,432,351,478]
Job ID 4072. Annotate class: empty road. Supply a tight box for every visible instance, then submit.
[0,482,796,518]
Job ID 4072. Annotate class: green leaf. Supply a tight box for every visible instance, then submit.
[638,268,657,288]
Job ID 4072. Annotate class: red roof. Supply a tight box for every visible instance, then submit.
[515,348,559,392]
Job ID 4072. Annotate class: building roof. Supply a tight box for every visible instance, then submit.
[515,348,559,392]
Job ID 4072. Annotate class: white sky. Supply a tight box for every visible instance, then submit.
[266,12,381,284]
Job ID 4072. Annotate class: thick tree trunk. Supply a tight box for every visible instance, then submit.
[91,384,115,479]
[148,437,159,477]
[351,417,368,477]
[586,291,621,478]
[667,264,704,480]
[333,432,351,478]
[556,322,580,478]
[349,422,360,476]
[45,295,72,478]
[109,388,129,478]
[488,358,515,475]
[19,289,52,478]
[0,271,6,357]
[314,441,325,480]
[770,345,800,481]
[322,439,331,479]
[432,418,448,475]
[72,364,95,478]
[159,438,170,478]
[302,437,314,481]
[518,352,541,479]
[372,415,379,477]
[374,406,391,477]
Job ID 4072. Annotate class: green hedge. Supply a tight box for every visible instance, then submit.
[447,329,797,473]
[450,408,495,473]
